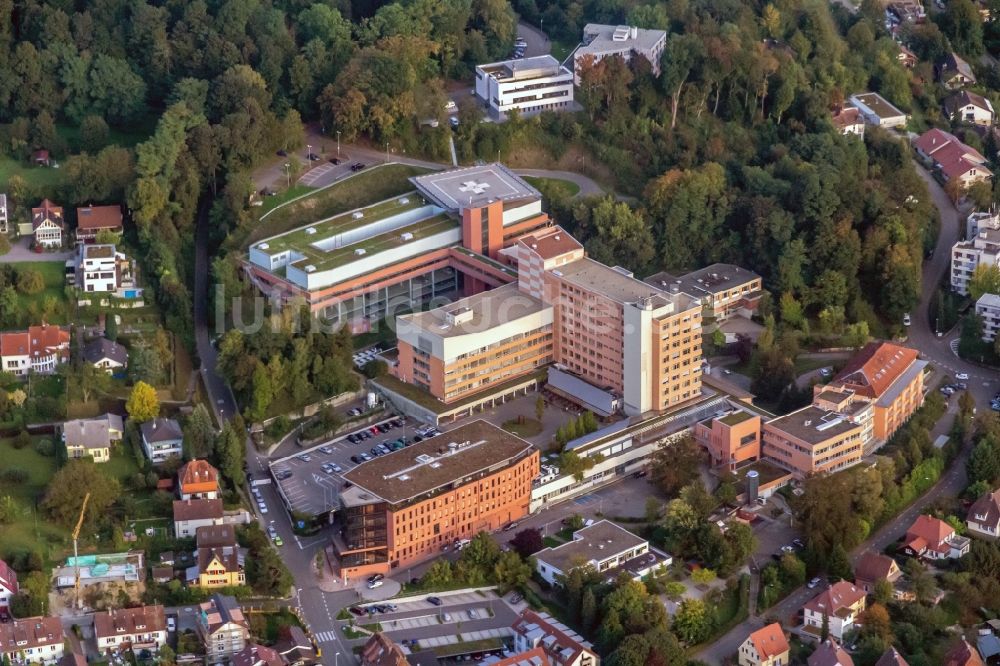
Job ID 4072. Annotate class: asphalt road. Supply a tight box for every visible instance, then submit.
[516,21,552,59]
[694,162,994,664]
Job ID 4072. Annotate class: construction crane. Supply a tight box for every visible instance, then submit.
[72,492,90,610]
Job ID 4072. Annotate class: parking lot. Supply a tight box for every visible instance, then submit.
[269,416,440,516]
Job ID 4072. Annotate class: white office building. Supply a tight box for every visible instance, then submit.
[977,293,1000,341]
[572,24,667,84]
[475,55,574,119]
[951,229,1000,295]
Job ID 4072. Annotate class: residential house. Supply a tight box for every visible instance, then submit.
[62,414,124,463]
[943,639,985,666]
[0,193,8,234]
[31,150,50,166]
[0,616,65,665]
[274,626,318,666]
[976,293,1000,342]
[850,92,908,128]
[967,487,1000,537]
[533,520,666,586]
[952,229,1000,296]
[93,605,167,654]
[854,552,902,593]
[945,90,995,126]
[913,128,991,187]
[196,594,251,661]
[75,204,123,243]
[173,498,224,538]
[188,525,245,589]
[903,514,971,560]
[82,337,128,373]
[178,459,220,500]
[141,418,183,465]
[738,622,789,666]
[831,105,865,136]
[887,0,926,24]
[360,633,409,666]
[511,609,599,666]
[78,243,134,293]
[233,644,285,666]
[801,581,867,642]
[808,640,854,666]
[968,210,1000,238]
[0,559,17,619]
[897,44,918,68]
[30,199,64,248]
[151,566,173,583]
[874,648,910,666]
[938,52,977,89]
[572,24,667,84]
[0,325,71,376]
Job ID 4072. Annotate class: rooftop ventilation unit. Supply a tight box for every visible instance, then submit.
[416,454,434,464]
[398,474,410,481]
[354,248,366,256]
[399,197,410,205]
[400,232,414,242]
[304,265,316,273]
[258,243,269,250]
[305,227,317,235]
[430,462,442,468]
[352,212,364,220]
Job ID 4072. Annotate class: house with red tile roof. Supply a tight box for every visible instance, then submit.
[30,199,64,248]
[178,459,220,500]
[943,638,985,666]
[854,552,902,593]
[0,325,71,376]
[831,105,865,136]
[802,582,867,642]
[511,609,598,666]
[360,633,410,666]
[0,616,64,664]
[808,639,853,666]
[826,341,926,448]
[75,204,123,243]
[968,487,1000,537]
[0,559,17,619]
[913,128,991,188]
[738,622,789,666]
[903,514,970,560]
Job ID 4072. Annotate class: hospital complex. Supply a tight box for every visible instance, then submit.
[248,164,929,579]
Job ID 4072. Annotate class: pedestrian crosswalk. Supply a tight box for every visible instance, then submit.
[314,630,339,643]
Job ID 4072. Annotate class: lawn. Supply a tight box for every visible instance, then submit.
[502,417,543,438]
[523,175,582,199]
[12,261,72,325]
[0,435,70,563]
[0,156,67,194]
[241,164,433,248]
[258,185,316,214]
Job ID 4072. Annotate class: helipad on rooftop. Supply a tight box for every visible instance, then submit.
[411,163,541,210]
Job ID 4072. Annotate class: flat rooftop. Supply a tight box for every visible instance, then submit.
[719,410,755,426]
[399,283,548,339]
[83,244,116,259]
[342,420,535,505]
[645,263,761,298]
[578,24,666,55]
[535,520,646,573]
[852,92,905,119]
[558,258,694,308]
[411,164,541,211]
[479,55,569,81]
[766,405,861,445]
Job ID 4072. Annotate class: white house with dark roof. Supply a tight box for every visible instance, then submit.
[83,337,128,373]
[140,418,183,464]
[968,487,1000,537]
[30,199,64,248]
[197,594,251,661]
[511,609,599,666]
[945,90,995,126]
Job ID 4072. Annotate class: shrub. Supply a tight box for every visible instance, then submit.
[1,468,28,483]
[33,439,54,456]
[11,429,30,449]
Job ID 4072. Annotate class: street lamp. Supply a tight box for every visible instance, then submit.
[335,652,340,666]
[283,163,291,189]
[336,130,341,157]
[386,142,390,163]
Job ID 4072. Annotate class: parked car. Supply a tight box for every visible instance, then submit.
[331,464,342,473]
[368,573,385,583]
[167,617,176,632]
[467,609,479,619]
[351,162,366,171]
[807,577,822,589]
[956,372,970,380]
[329,158,341,165]
[349,606,365,617]
[903,313,911,326]
[427,596,443,606]
[368,580,383,589]
[444,100,457,112]
[442,612,452,622]
[319,446,333,454]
